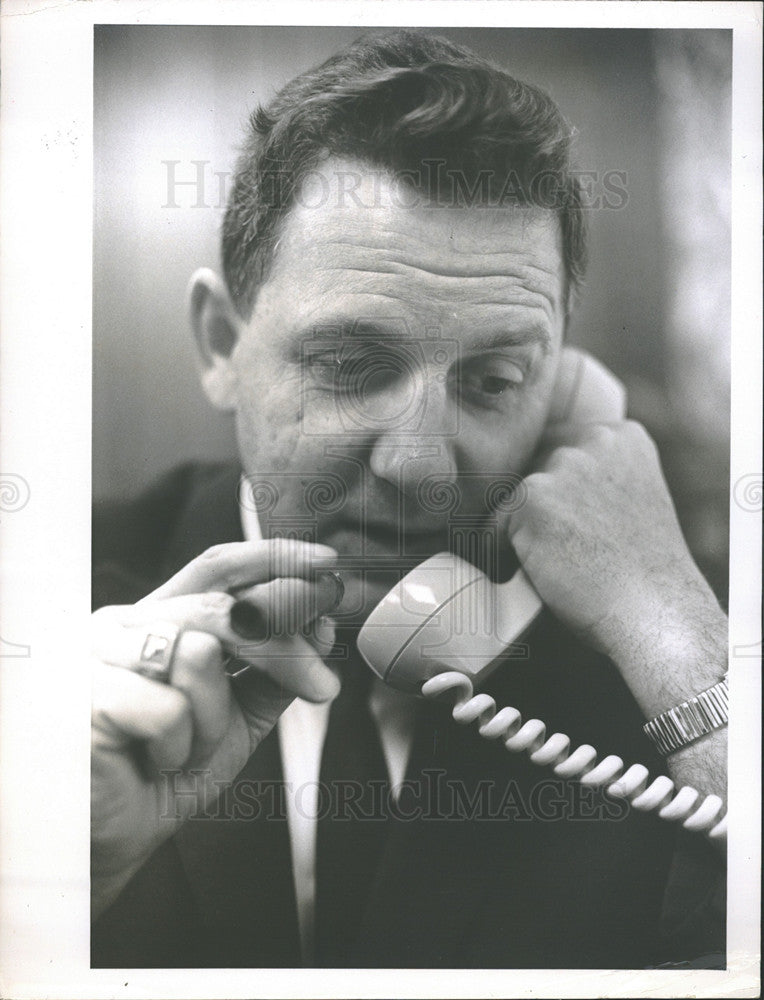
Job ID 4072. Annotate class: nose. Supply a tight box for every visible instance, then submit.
[367,370,457,498]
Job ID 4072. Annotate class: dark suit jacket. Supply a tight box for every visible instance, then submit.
[91,463,726,969]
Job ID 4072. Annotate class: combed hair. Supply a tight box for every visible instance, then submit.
[222,30,587,317]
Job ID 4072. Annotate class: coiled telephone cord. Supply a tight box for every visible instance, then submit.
[421,672,727,841]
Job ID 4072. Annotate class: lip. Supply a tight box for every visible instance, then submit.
[327,522,449,559]
[363,521,446,543]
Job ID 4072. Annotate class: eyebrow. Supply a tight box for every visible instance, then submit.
[465,326,553,355]
[296,318,410,341]
[294,317,552,355]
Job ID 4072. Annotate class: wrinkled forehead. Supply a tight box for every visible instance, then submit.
[270,157,565,286]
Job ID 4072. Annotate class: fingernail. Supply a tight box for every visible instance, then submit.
[230,600,269,640]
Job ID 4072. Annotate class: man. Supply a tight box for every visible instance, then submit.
[91,30,727,968]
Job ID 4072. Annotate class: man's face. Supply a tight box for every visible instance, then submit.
[215,159,566,621]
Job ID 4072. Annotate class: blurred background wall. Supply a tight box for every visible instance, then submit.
[93,25,731,602]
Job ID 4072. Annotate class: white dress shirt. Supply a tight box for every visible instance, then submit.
[240,499,417,964]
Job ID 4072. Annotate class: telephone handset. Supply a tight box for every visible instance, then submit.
[357,347,727,840]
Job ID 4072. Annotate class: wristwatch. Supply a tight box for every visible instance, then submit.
[642,673,728,756]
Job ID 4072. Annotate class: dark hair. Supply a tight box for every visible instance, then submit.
[222,29,587,318]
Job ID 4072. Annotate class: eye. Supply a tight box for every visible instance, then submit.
[305,350,340,385]
[306,345,405,395]
[478,374,515,396]
[458,357,525,405]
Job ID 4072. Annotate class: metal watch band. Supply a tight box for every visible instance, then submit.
[643,673,728,756]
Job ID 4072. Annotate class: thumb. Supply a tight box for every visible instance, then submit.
[228,634,340,748]
[229,668,296,751]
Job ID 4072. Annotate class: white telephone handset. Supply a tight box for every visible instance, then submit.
[356,347,726,841]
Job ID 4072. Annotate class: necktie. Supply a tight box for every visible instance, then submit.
[314,651,391,966]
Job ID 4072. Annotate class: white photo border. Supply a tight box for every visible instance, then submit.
[0,2,760,998]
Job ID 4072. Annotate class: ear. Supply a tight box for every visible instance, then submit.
[187,267,243,411]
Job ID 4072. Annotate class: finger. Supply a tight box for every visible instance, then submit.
[535,443,587,475]
[146,539,338,602]
[96,579,341,701]
[92,615,182,685]
[537,419,625,463]
[230,632,340,703]
[102,579,340,653]
[97,597,338,703]
[503,471,551,538]
[166,629,232,766]
[228,668,295,744]
[92,663,192,772]
[225,617,336,679]
[228,572,344,639]
[303,615,337,658]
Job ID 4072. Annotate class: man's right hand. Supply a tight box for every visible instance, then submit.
[90,539,341,919]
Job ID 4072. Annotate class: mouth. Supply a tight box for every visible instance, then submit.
[328,521,450,562]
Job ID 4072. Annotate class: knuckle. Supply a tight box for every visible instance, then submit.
[199,543,237,572]
[176,629,222,669]
[520,475,555,522]
[521,473,555,511]
[201,543,229,560]
[623,419,657,454]
[521,472,544,503]
[623,418,647,440]
[270,576,309,613]
[200,590,234,615]
[551,443,586,469]
[588,423,615,446]
[559,444,597,466]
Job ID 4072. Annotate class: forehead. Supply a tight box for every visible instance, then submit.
[255,158,566,337]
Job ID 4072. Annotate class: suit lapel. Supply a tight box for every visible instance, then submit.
[349,697,504,968]
[173,727,301,967]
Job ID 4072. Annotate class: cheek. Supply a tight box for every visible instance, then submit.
[233,370,306,475]
[458,404,548,480]
[233,372,349,529]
